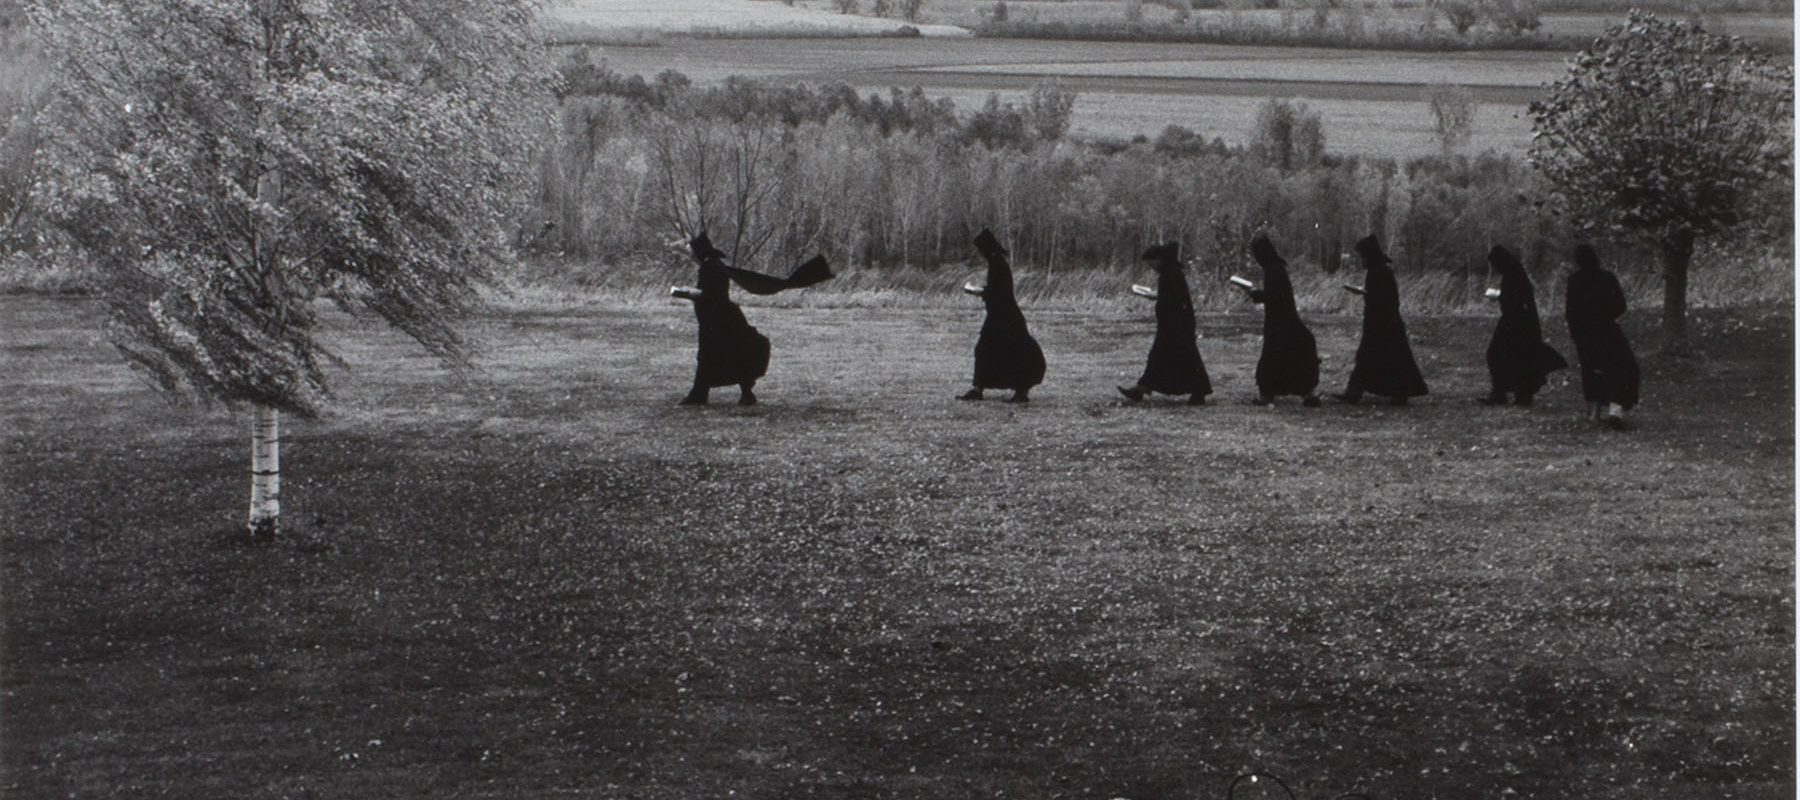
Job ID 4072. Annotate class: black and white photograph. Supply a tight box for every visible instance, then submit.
[0,0,1794,796]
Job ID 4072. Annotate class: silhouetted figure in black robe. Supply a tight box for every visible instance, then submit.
[674,233,832,406]
[1334,235,1428,405]
[1245,234,1321,406]
[1119,242,1212,404]
[1482,244,1567,407]
[1565,244,1640,428]
[959,229,1046,403]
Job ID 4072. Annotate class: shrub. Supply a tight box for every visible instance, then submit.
[1026,80,1077,142]
[1308,0,1332,29]
[1249,97,1325,171]
[1425,83,1477,152]
[1484,0,1541,32]
[1439,0,1480,34]
[1339,2,1367,38]
[1153,124,1232,158]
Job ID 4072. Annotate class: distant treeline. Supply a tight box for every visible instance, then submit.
[969,1,1791,53]
[556,54,1074,146]
[530,58,1783,294]
[970,18,1586,52]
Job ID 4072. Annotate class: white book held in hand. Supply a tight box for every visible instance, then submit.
[1130,284,1158,300]
[670,285,702,299]
[1485,287,1502,299]
[1342,284,1365,295]
[1228,275,1255,290]
[962,281,985,296]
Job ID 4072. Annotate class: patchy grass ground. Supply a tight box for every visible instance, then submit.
[1,294,1792,799]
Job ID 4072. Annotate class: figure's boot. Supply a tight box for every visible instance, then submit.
[1330,391,1362,405]
[1302,394,1323,408]
[1480,389,1509,406]
[1513,392,1535,408]
[1253,393,1275,406]
[1187,393,1208,406]
[1005,388,1031,404]
[679,386,710,405]
[1117,384,1147,402]
[738,381,757,406]
[958,388,984,401]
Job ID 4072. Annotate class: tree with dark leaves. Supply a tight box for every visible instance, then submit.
[1528,11,1792,351]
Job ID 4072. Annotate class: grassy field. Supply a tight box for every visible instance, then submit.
[2,292,1792,798]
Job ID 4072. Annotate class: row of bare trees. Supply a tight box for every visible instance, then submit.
[529,92,1555,283]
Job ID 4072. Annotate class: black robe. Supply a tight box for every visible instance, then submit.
[1249,253,1320,397]
[1346,263,1429,398]
[687,255,770,390]
[971,246,1046,392]
[1486,261,1567,396]
[1565,264,1640,410]
[1135,251,1212,397]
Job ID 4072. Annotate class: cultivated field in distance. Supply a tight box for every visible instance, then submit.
[558,2,1789,157]
[546,0,973,40]
[857,0,1793,41]
[582,37,1566,156]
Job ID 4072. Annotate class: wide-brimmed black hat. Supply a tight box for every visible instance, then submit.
[1354,234,1391,265]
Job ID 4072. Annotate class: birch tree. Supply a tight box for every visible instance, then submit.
[31,0,552,540]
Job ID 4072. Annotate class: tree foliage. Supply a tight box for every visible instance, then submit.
[1527,11,1791,243]
[1249,97,1325,172]
[1426,83,1478,152]
[31,0,553,417]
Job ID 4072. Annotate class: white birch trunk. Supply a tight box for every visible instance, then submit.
[248,406,280,540]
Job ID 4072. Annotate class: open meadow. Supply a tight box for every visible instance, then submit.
[2,292,1792,798]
